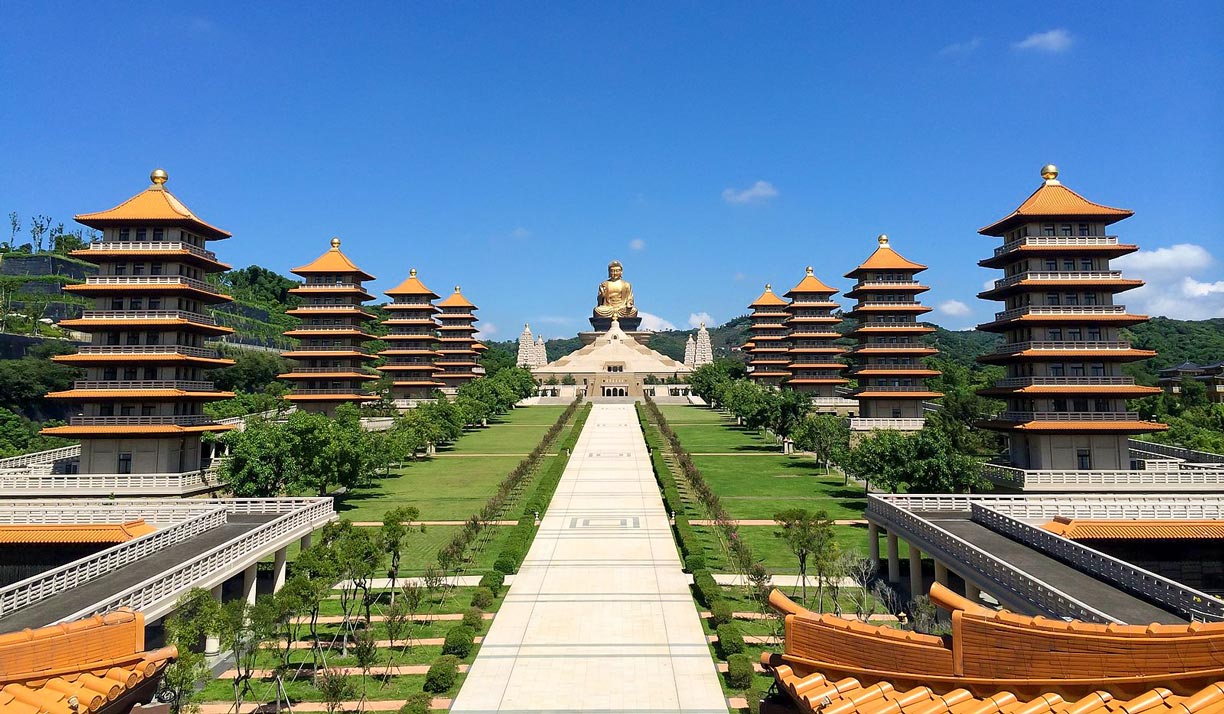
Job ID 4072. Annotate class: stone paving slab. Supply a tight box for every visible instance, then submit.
[449,404,728,713]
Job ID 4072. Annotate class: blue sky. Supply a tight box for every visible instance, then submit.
[2,2,1221,339]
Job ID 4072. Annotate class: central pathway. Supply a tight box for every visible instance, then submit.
[450,403,727,713]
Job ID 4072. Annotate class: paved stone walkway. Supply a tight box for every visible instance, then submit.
[450,404,727,713]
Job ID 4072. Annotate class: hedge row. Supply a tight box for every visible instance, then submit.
[493,402,593,574]
[638,407,704,569]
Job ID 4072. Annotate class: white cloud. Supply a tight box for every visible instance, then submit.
[1116,243,1224,319]
[982,279,997,291]
[938,37,982,56]
[688,312,715,329]
[938,300,972,317]
[478,322,498,338]
[629,238,646,251]
[734,272,747,282]
[509,227,531,239]
[722,180,778,205]
[1012,29,1072,53]
[638,311,676,331]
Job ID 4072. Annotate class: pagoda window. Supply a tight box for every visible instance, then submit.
[148,297,161,309]
[1081,258,1094,270]
[1065,293,1079,305]
[130,298,143,310]
[123,368,138,380]
[1071,363,1085,376]
[1079,224,1091,236]
[1063,259,1076,271]
[153,228,164,240]
[115,264,127,276]
[1091,363,1105,376]
[1073,398,1089,411]
[1060,224,1073,236]
[117,453,132,474]
[100,404,114,417]
[151,262,163,275]
[1095,399,1110,412]
[136,229,147,241]
[1045,259,1058,271]
[119,228,130,241]
[126,333,140,345]
[1068,328,1082,340]
[120,405,135,416]
[144,367,156,380]
[1087,327,1101,340]
[111,298,124,310]
[106,333,120,345]
[1048,328,1063,340]
[1077,449,1092,469]
[1046,293,1060,305]
[141,405,155,416]
[1053,398,1068,412]
[1042,224,1055,236]
[104,367,117,380]
[147,332,159,345]
[1085,292,1098,305]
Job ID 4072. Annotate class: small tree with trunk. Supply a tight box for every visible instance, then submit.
[382,505,422,603]
[773,508,836,609]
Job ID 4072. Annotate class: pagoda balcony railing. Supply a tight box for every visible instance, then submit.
[292,345,373,354]
[854,301,922,308]
[787,301,840,308]
[853,343,929,350]
[994,235,1118,257]
[72,380,219,391]
[288,367,372,374]
[70,415,217,426]
[857,385,928,392]
[996,411,1139,422]
[850,364,925,371]
[991,340,1133,354]
[290,388,370,395]
[88,241,219,261]
[83,276,224,294]
[297,282,363,290]
[77,344,221,358]
[293,324,367,331]
[80,309,219,325]
[292,304,368,311]
[850,417,926,431]
[993,376,1136,387]
[852,280,922,288]
[992,270,1124,290]
[992,304,1127,321]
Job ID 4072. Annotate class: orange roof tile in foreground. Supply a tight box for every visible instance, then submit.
[386,268,440,298]
[74,169,231,240]
[0,519,155,545]
[291,238,376,280]
[1043,518,1224,540]
[763,583,1224,710]
[979,166,1134,236]
[0,609,175,714]
[750,284,790,308]
[785,268,838,296]
[845,235,927,276]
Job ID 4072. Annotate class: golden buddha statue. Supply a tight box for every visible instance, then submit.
[594,260,638,319]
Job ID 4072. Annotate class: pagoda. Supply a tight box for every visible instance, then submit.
[744,285,791,386]
[378,268,442,400]
[435,286,481,390]
[784,268,848,397]
[44,169,236,483]
[845,236,942,430]
[976,165,1165,471]
[280,238,378,414]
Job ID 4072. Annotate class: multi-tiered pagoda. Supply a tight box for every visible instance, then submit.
[744,285,791,386]
[784,268,848,397]
[976,165,1165,470]
[45,169,235,483]
[435,286,481,390]
[845,236,942,430]
[378,268,442,400]
[280,238,377,413]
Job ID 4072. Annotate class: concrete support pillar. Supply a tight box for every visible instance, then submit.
[299,532,313,552]
[867,522,880,569]
[273,547,288,593]
[909,544,923,599]
[934,561,949,587]
[243,563,258,605]
[886,531,900,584]
[965,581,981,603]
[204,584,222,656]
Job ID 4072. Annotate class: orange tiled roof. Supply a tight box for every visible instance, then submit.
[979,419,1169,433]
[0,519,155,545]
[41,424,234,436]
[74,170,231,240]
[386,268,440,298]
[1043,518,1224,540]
[846,235,926,276]
[291,239,376,280]
[750,284,790,308]
[437,286,476,308]
[980,168,1134,236]
[0,609,176,714]
[785,268,838,297]
[46,389,235,400]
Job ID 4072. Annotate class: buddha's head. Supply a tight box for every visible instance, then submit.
[608,260,624,280]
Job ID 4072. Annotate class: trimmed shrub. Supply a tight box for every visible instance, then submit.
[716,623,745,657]
[726,653,754,689]
[463,607,484,632]
[470,587,494,609]
[479,571,503,597]
[494,552,519,575]
[442,625,475,657]
[709,600,734,627]
[684,553,705,572]
[398,692,433,714]
[423,655,460,693]
[692,570,720,607]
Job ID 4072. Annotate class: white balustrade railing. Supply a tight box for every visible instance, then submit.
[854,385,933,392]
[852,343,933,351]
[971,504,1224,622]
[854,301,926,309]
[78,310,218,326]
[993,235,1118,257]
[0,507,228,619]
[69,415,216,426]
[87,241,218,261]
[82,276,223,294]
[287,325,369,332]
[0,444,81,469]
[72,380,219,391]
[810,396,858,407]
[852,280,923,288]
[0,469,213,495]
[77,345,221,358]
[286,345,373,354]
[993,376,1136,387]
[1128,439,1224,465]
[874,492,1224,522]
[991,340,1134,354]
[992,270,1125,290]
[0,500,219,525]
[992,305,1127,322]
[981,463,1224,490]
[997,411,1139,422]
[62,498,336,623]
[290,388,371,395]
[296,282,363,290]
[850,417,926,431]
[866,496,1112,622]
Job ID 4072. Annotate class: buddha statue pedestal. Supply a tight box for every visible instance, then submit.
[589,315,642,332]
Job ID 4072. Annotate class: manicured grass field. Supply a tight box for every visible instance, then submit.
[657,405,731,424]
[693,455,867,520]
[692,524,907,572]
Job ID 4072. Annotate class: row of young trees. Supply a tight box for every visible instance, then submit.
[217,368,538,497]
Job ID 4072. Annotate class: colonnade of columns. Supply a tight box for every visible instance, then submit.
[201,532,310,656]
[866,522,994,610]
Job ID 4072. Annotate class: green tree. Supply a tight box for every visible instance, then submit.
[162,588,223,714]
[791,413,849,472]
[773,508,836,608]
[210,349,294,393]
[382,506,422,600]
[218,416,296,496]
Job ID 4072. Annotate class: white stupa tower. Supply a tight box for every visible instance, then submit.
[694,323,714,366]
[684,335,696,367]
[517,324,536,367]
[534,336,548,366]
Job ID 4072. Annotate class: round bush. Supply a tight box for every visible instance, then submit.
[709,600,734,628]
[684,554,705,572]
[469,587,494,609]
[493,552,519,575]
[726,653,754,689]
[716,623,745,657]
[442,625,475,657]
[398,691,433,714]
[463,607,484,632]
[423,655,460,693]
[478,571,503,597]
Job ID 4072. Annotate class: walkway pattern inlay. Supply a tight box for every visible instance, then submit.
[449,404,728,713]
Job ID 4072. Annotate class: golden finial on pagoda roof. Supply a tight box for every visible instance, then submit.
[805,266,814,276]
[1041,164,1060,184]
[878,234,889,246]
[330,237,341,249]
[410,268,417,277]
[455,286,461,292]
[765,283,772,291]
[150,168,168,186]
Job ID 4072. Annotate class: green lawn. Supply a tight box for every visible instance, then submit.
[338,456,524,522]
[691,524,907,573]
[656,405,730,424]
[693,455,867,520]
